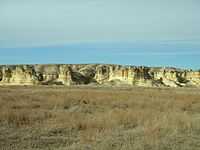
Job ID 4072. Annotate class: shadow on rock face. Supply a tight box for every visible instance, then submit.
[71,71,97,85]
[0,70,2,81]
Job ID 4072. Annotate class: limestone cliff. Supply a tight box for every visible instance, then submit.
[0,64,199,87]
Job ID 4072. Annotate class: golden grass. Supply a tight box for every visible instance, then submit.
[0,86,200,150]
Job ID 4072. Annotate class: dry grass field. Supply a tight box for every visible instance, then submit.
[0,86,200,150]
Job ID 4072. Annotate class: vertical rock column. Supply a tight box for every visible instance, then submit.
[94,65,110,84]
[127,67,135,85]
[185,71,200,86]
[58,65,73,85]
[2,67,12,83]
[11,66,34,84]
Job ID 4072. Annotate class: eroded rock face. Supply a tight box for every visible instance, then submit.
[0,64,199,87]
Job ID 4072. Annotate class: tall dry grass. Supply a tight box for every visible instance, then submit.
[0,86,200,150]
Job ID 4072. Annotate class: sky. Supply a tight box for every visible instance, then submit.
[0,0,200,69]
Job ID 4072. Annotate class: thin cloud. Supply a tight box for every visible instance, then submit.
[117,52,200,56]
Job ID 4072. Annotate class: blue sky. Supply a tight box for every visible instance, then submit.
[0,0,200,69]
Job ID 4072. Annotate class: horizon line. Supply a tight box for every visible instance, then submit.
[0,63,199,71]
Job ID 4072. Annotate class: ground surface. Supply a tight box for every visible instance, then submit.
[0,86,200,150]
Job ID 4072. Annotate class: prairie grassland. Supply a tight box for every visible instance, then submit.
[0,86,200,150]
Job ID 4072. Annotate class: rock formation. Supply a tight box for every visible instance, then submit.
[0,64,199,87]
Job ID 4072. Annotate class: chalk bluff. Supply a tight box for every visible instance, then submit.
[0,64,199,87]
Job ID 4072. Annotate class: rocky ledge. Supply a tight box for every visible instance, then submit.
[0,64,199,87]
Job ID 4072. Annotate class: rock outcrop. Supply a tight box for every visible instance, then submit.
[0,64,199,87]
